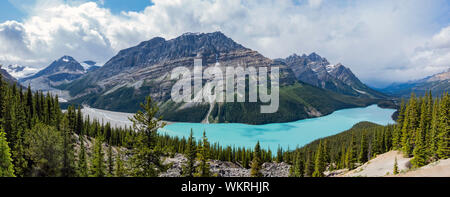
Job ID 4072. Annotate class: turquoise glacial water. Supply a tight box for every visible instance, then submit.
[159,105,396,151]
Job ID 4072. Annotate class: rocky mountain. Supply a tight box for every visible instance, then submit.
[0,65,17,84]
[81,61,101,72]
[380,68,450,97]
[276,53,386,98]
[61,32,391,124]
[19,56,96,91]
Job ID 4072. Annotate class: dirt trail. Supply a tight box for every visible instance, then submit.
[339,151,411,177]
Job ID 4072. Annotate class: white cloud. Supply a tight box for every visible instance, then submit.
[308,0,322,8]
[0,0,448,86]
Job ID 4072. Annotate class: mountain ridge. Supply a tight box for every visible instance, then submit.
[56,31,392,124]
[380,68,450,97]
[277,53,387,99]
[19,56,101,91]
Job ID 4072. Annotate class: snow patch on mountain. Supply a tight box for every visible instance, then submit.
[326,64,337,73]
[5,64,39,79]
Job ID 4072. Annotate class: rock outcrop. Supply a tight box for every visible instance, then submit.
[160,153,290,177]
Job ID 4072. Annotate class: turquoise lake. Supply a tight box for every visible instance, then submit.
[159,105,396,151]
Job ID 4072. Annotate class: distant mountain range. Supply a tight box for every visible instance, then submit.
[4,64,39,79]
[380,69,450,97]
[19,56,100,91]
[54,31,390,124]
[0,65,17,85]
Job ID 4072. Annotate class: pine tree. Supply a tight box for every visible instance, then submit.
[195,131,211,177]
[276,145,283,163]
[182,130,196,177]
[61,116,76,177]
[429,100,440,159]
[129,96,167,177]
[0,128,15,177]
[12,128,27,177]
[250,141,263,177]
[436,93,449,159]
[290,151,304,177]
[345,134,357,169]
[107,141,114,177]
[393,100,406,149]
[411,98,428,168]
[25,123,63,177]
[339,146,346,169]
[312,140,326,177]
[401,100,412,157]
[115,149,126,177]
[305,150,314,177]
[90,136,106,177]
[77,135,88,177]
[393,157,399,175]
[358,133,368,163]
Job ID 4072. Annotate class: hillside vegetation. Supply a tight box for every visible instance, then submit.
[286,91,449,177]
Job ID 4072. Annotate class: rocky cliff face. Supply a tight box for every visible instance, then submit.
[278,53,386,98]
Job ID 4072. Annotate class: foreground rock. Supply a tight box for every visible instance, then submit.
[160,154,290,177]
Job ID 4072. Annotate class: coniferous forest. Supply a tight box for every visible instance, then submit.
[0,73,449,177]
[288,92,449,177]
[0,75,274,177]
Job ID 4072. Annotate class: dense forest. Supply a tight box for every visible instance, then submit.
[0,75,273,177]
[286,92,449,177]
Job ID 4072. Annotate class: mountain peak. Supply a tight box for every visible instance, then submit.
[58,55,76,63]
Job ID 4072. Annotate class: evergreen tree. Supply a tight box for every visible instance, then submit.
[12,128,27,177]
[304,150,314,177]
[429,100,440,159]
[77,135,88,177]
[358,133,368,163]
[276,145,283,163]
[411,99,428,168]
[195,131,211,177]
[250,141,263,177]
[129,96,167,177]
[393,157,399,175]
[90,136,106,177]
[0,128,15,177]
[107,141,114,177]
[312,140,326,177]
[289,151,304,177]
[345,134,357,169]
[393,100,405,149]
[436,93,449,159]
[25,123,63,177]
[182,130,196,177]
[115,149,127,177]
[61,116,76,177]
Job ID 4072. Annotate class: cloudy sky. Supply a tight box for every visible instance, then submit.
[0,0,449,87]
